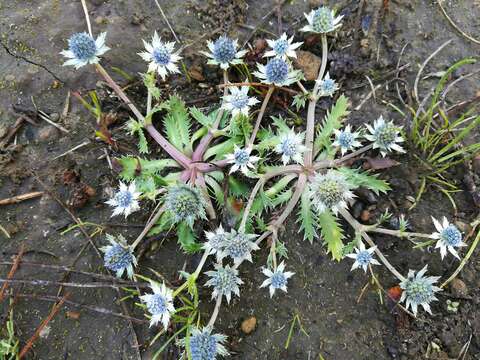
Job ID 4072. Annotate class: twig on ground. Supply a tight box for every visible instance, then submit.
[0,244,24,303]
[52,140,91,160]
[436,0,480,45]
[0,191,44,206]
[19,293,69,359]
[0,278,150,290]
[34,107,69,133]
[15,293,148,324]
[413,39,453,103]
[153,0,182,44]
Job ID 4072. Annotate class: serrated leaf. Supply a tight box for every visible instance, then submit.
[297,191,317,243]
[190,107,215,128]
[337,167,391,195]
[204,138,236,160]
[204,174,225,206]
[256,128,279,152]
[229,114,252,141]
[228,176,249,199]
[138,129,149,154]
[292,93,308,111]
[177,222,202,253]
[314,95,350,158]
[117,157,179,181]
[271,115,291,133]
[318,210,344,261]
[163,96,192,153]
[148,211,174,236]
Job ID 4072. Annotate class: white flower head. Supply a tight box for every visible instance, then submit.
[309,170,355,214]
[219,229,259,265]
[205,264,243,304]
[260,261,294,298]
[200,35,247,70]
[100,234,137,278]
[333,125,362,155]
[222,84,259,118]
[253,57,302,87]
[399,265,441,315]
[275,129,307,165]
[203,225,229,261]
[316,72,339,97]
[106,181,141,218]
[431,217,465,260]
[140,281,175,329]
[164,184,206,227]
[365,116,405,157]
[226,146,260,175]
[61,32,110,69]
[138,31,182,80]
[264,33,303,60]
[178,326,229,360]
[301,7,343,34]
[345,242,380,272]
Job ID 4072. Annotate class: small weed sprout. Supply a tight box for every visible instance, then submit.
[61,3,477,356]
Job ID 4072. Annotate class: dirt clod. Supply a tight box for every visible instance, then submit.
[294,50,321,81]
[449,278,468,297]
[240,316,256,334]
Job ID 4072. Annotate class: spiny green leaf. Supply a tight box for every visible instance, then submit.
[271,115,291,133]
[318,210,344,261]
[204,138,236,160]
[204,175,225,206]
[190,107,216,128]
[228,176,249,199]
[148,211,174,236]
[117,157,179,181]
[163,96,192,153]
[256,128,279,152]
[177,222,202,253]
[137,129,149,154]
[337,167,391,195]
[297,191,317,243]
[314,95,350,158]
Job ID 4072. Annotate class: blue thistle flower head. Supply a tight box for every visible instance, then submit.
[271,272,287,289]
[205,264,243,303]
[265,58,289,84]
[440,225,462,247]
[312,7,335,33]
[280,137,298,157]
[400,266,441,315]
[164,184,206,227]
[68,32,97,61]
[273,38,289,57]
[101,234,136,278]
[213,36,236,64]
[337,131,354,148]
[152,45,171,66]
[146,293,168,315]
[186,327,229,360]
[234,148,250,166]
[220,230,259,264]
[356,250,372,267]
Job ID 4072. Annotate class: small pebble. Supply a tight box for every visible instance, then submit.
[449,278,468,297]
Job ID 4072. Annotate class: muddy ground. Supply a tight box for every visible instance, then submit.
[1,0,480,359]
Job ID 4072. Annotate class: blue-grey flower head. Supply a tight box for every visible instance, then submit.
[301,7,343,34]
[431,217,465,260]
[346,242,380,272]
[310,170,355,214]
[222,85,259,118]
[275,130,306,165]
[226,146,260,175]
[317,72,339,97]
[101,234,136,278]
[365,116,405,156]
[219,229,259,265]
[138,31,181,80]
[333,125,362,155]
[106,181,141,218]
[260,261,294,298]
[205,264,243,303]
[140,281,174,329]
[201,36,247,70]
[254,58,301,86]
[61,32,109,69]
[400,265,441,315]
[264,33,303,59]
[203,226,229,260]
[266,58,289,84]
[164,184,206,227]
[180,326,229,360]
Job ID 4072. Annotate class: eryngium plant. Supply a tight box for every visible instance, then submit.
[61,4,469,357]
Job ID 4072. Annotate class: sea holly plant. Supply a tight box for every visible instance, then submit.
[63,4,472,357]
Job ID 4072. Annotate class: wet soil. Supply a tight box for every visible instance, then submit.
[1,1,480,359]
